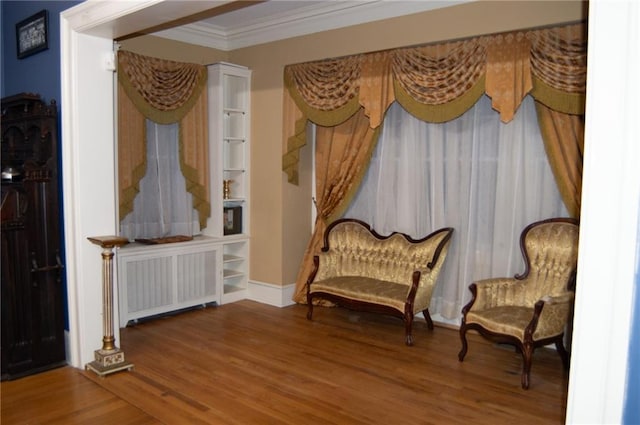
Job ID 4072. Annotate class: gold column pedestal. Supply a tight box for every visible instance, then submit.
[85,235,134,377]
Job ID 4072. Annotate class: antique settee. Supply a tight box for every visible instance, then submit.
[306,219,454,345]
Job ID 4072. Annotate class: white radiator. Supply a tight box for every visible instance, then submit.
[117,238,221,327]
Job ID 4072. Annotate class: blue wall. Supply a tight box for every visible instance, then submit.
[1,1,81,100]
[623,220,640,423]
[2,0,82,329]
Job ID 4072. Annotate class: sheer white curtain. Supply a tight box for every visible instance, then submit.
[120,120,200,241]
[344,95,568,322]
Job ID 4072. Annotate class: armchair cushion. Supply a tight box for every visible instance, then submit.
[458,217,579,389]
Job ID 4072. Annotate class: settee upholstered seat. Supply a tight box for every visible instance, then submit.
[306,218,454,346]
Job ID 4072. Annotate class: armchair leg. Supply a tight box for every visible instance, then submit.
[520,343,533,390]
[555,337,570,371]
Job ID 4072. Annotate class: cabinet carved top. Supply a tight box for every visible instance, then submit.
[1,93,57,121]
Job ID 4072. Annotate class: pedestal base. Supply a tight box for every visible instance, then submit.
[85,348,134,377]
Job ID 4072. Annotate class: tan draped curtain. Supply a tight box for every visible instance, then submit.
[285,23,586,303]
[536,102,584,218]
[292,108,379,302]
[529,25,587,219]
[118,50,210,229]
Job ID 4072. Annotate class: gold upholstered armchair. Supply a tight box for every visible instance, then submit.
[458,218,580,389]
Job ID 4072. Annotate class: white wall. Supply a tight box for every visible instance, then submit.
[60,24,119,367]
[565,1,640,423]
[60,0,224,369]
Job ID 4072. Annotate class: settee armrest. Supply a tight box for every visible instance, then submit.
[412,267,439,311]
[306,255,321,287]
[311,248,347,283]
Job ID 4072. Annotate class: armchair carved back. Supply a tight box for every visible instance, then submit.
[518,218,580,305]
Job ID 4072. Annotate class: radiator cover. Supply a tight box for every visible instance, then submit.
[116,237,221,327]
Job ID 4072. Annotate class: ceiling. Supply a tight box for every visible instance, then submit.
[150,0,473,51]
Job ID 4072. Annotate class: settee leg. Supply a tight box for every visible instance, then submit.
[404,313,414,346]
[458,325,468,362]
[306,295,314,320]
[405,333,413,346]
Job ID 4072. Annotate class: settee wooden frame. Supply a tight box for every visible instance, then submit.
[306,218,454,346]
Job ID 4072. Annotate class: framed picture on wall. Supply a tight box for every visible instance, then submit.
[16,10,49,59]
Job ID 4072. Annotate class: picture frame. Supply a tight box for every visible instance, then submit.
[16,10,49,59]
[223,206,242,235]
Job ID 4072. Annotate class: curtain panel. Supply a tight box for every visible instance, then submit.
[292,108,380,303]
[282,22,587,185]
[284,23,586,304]
[117,50,210,228]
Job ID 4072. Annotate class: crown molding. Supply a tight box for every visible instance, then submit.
[152,0,470,51]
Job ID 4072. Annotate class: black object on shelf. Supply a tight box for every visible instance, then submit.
[223,206,242,235]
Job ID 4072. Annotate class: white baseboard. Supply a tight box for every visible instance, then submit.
[64,330,73,367]
[247,280,296,308]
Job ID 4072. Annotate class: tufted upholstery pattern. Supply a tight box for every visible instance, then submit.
[312,220,451,314]
[465,220,579,340]
[458,218,579,389]
[307,219,453,345]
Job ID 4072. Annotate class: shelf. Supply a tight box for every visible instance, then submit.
[223,254,243,263]
[224,139,245,170]
[223,74,248,110]
[223,269,244,279]
[221,233,248,242]
[224,284,245,294]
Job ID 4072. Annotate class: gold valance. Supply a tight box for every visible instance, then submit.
[283,22,587,184]
[118,50,207,123]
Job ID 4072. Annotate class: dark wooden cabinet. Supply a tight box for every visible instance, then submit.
[1,93,66,380]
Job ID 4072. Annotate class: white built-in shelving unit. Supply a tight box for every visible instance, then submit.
[205,62,251,304]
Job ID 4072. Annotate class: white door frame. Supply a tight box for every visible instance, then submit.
[59,2,638,423]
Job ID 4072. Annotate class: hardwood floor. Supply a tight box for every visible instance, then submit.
[1,300,568,424]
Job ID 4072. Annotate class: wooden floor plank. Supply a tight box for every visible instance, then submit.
[1,366,158,425]
[2,300,568,424]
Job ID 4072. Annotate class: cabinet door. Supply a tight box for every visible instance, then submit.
[1,95,66,380]
[1,179,66,379]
